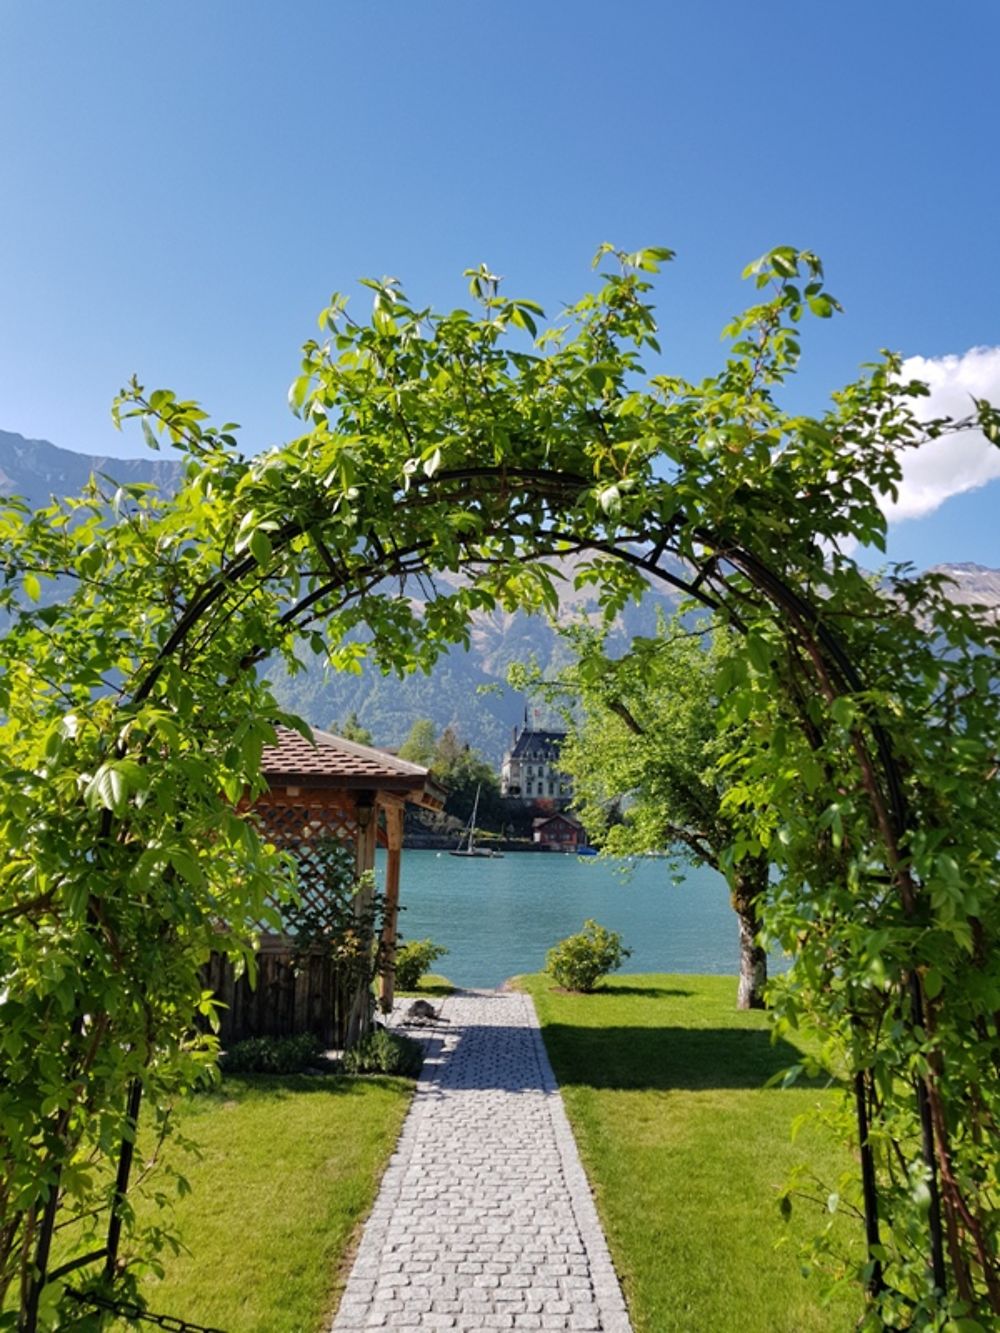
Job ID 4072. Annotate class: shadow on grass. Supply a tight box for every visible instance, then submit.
[199,1073,411,1101]
[541,1024,829,1092]
[593,985,695,998]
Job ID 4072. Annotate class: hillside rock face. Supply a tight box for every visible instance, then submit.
[0,429,181,509]
[928,563,1000,607]
[2,429,998,761]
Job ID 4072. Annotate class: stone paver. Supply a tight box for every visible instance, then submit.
[331,990,632,1333]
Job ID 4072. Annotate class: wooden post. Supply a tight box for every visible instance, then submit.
[345,791,378,1048]
[379,802,405,1013]
[354,792,377,877]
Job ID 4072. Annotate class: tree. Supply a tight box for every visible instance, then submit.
[552,619,769,1009]
[2,244,998,1325]
[397,717,437,766]
[432,725,503,828]
[330,709,373,745]
[399,720,501,826]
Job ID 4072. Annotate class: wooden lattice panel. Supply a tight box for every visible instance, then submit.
[254,796,361,923]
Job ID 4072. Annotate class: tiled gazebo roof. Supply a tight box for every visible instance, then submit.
[261,725,445,808]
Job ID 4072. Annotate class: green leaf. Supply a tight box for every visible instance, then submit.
[23,573,41,602]
[509,305,538,337]
[598,485,621,515]
[770,247,798,277]
[84,762,129,815]
[141,416,160,451]
[807,293,835,318]
[168,848,204,887]
[288,373,312,414]
[592,241,616,268]
[829,696,855,728]
[637,246,675,271]
[747,635,771,674]
[249,529,273,566]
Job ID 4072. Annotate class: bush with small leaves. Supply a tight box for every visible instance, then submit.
[394,938,449,991]
[342,1028,424,1077]
[545,920,631,993]
[221,1033,324,1074]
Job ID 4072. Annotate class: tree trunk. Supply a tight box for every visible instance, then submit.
[734,861,768,1009]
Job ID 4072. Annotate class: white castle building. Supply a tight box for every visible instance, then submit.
[500,717,573,807]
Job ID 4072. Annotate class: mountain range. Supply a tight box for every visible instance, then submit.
[2,427,998,762]
[0,428,183,511]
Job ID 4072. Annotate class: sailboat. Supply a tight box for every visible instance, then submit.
[449,785,504,858]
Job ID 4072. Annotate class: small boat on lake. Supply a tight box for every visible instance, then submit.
[449,785,504,858]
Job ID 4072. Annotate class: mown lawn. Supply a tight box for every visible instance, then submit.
[397,971,454,998]
[131,1073,412,1333]
[520,973,861,1333]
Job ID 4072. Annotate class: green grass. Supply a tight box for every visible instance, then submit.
[520,973,861,1333]
[397,971,454,997]
[131,1073,412,1332]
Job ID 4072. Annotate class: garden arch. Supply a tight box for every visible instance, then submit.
[3,246,998,1327]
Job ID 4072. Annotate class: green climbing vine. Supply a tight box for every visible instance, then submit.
[1,243,998,1327]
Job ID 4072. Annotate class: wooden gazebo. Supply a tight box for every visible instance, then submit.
[206,726,444,1049]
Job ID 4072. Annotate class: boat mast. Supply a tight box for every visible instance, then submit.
[467,784,481,851]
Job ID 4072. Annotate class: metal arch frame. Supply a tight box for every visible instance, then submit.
[25,464,958,1327]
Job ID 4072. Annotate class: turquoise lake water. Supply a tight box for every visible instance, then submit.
[376,849,758,989]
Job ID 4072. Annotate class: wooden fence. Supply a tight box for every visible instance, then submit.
[203,935,356,1050]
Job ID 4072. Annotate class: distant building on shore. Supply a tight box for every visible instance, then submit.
[500,715,573,808]
[532,811,587,851]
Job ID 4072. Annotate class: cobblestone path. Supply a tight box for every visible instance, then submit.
[332,989,632,1332]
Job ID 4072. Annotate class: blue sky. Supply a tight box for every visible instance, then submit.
[2,2,998,569]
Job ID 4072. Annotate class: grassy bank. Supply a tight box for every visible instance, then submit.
[132,1073,411,1332]
[397,971,454,997]
[520,973,860,1333]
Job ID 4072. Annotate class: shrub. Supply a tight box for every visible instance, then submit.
[221,1032,324,1074]
[342,1028,424,1077]
[545,919,631,993]
[394,938,449,991]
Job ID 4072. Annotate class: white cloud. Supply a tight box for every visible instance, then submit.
[886,347,1000,522]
